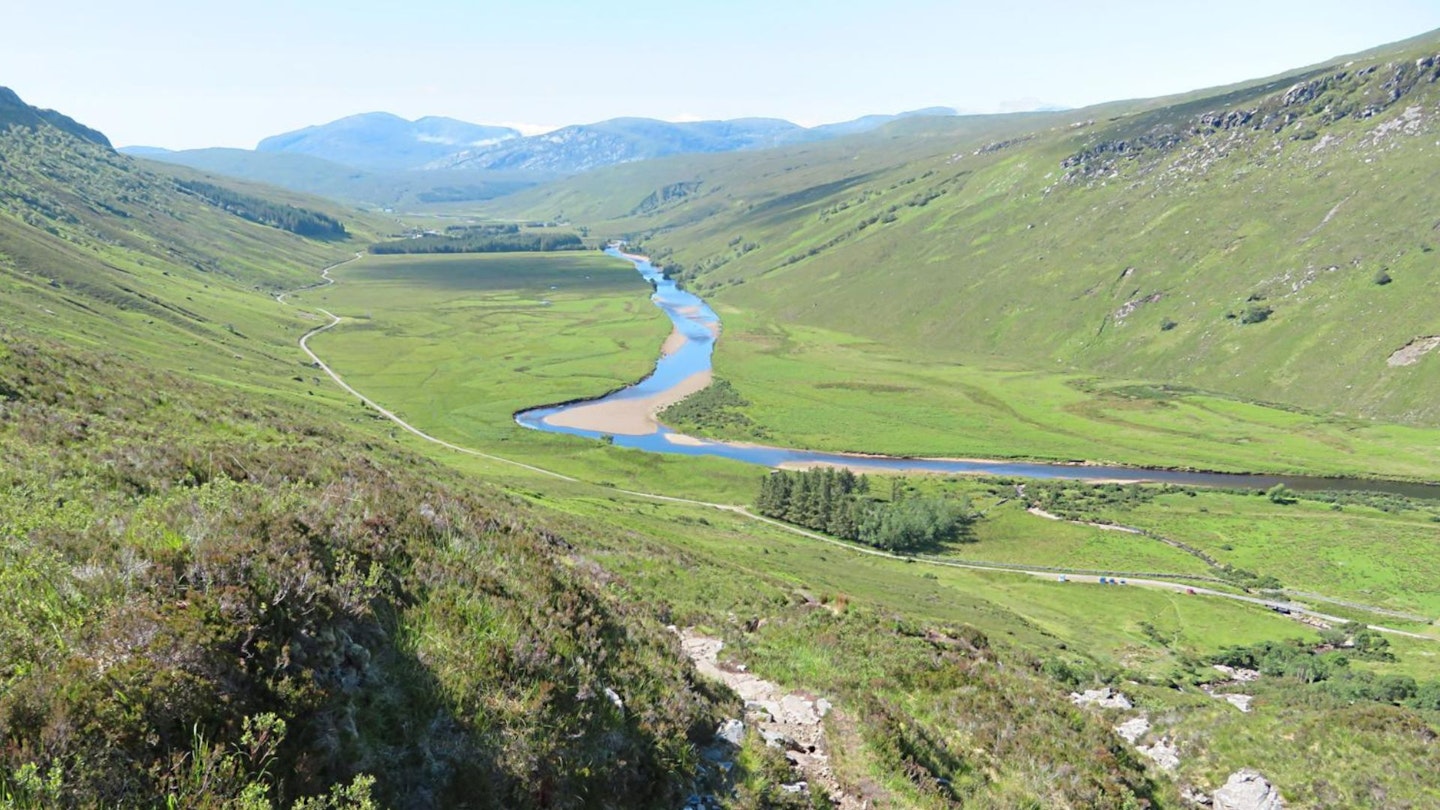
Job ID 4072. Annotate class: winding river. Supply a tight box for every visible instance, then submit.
[517,249,1440,499]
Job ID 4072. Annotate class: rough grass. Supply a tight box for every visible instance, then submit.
[690,309,1440,480]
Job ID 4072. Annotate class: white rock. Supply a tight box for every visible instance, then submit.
[1213,769,1286,810]
[1071,686,1133,710]
[1115,716,1151,744]
[1221,694,1254,712]
[715,718,745,748]
[1138,737,1180,771]
[603,687,624,714]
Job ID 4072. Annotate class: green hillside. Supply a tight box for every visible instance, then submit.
[491,31,1440,427]
[7,28,1440,807]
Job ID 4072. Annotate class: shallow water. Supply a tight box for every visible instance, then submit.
[517,249,1440,498]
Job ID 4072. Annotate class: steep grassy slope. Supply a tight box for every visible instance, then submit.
[0,95,738,808]
[492,30,1440,426]
[0,110,400,405]
[0,331,731,807]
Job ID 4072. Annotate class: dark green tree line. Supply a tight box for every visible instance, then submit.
[175,180,347,238]
[370,231,583,255]
[756,468,972,552]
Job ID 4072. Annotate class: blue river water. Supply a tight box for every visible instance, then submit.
[516,249,1440,498]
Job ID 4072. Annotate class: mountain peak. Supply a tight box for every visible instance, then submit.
[255,113,521,170]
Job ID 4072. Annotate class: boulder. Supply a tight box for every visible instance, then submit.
[715,718,745,748]
[1071,686,1133,710]
[1115,716,1151,745]
[1213,770,1286,810]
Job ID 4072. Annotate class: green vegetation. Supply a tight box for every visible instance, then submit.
[7,36,1440,807]
[1208,624,1440,710]
[657,378,767,439]
[0,327,726,808]
[652,310,1440,479]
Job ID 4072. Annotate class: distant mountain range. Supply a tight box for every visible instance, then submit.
[428,108,961,173]
[120,107,962,204]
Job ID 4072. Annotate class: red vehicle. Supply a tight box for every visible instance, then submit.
[1185,588,1196,595]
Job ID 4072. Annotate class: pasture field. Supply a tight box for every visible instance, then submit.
[1114,490,1440,618]
[299,250,762,501]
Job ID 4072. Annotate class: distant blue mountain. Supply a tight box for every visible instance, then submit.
[430,108,958,173]
[255,112,521,170]
[119,107,962,200]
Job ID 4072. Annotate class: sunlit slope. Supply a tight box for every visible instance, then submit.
[496,30,1440,425]
[0,105,393,397]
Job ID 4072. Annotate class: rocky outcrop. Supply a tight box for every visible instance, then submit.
[1071,686,1133,710]
[1212,769,1286,810]
[1061,52,1440,181]
[1387,336,1440,366]
[1137,737,1180,771]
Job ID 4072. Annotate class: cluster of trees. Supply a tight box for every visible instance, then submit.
[175,180,347,238]
[371,226,583,255]
[756,468,972,551]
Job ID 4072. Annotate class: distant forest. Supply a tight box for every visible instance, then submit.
[371,224,585,255]
[175,180,347,239]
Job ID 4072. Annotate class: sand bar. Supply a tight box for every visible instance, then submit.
[661,327,686,357]
[543,370,712,436]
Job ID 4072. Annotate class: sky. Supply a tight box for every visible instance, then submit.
[6,0,1440,149]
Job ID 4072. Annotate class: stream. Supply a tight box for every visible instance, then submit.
[516,248,1440,499]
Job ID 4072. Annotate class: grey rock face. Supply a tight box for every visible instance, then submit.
[1212,770,1286,810]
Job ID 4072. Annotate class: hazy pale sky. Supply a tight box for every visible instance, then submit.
[6,0,1440,149]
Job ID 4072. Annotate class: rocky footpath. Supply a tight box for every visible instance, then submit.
[677,629,862,809]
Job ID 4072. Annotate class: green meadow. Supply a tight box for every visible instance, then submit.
[1113,491,1440,617]
[297,250,763,501]
[689,308,1440,480]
